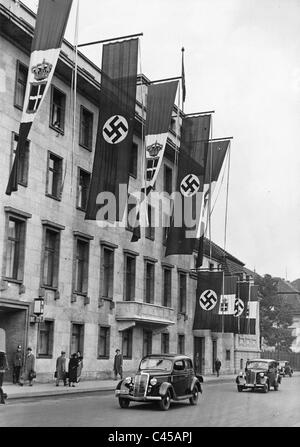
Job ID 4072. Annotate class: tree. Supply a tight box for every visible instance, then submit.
[257,274,295,352]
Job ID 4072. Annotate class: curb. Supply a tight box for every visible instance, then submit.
[4,377,236,401]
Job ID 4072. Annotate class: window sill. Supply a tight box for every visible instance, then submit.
[74,291,88,297]
[97,356,109,360]
[42,285,58,292]
[45,193,61,202]
[37,355,53,359]
[101,296,113,301]
[18,182,28,188]
[3,277,23,285]
[129,173,137,179]
[14,103,23,111]
[79,142,92,152]
[145,235,155,241]
[49,124,64,135]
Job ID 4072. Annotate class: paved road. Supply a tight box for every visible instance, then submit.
[1,374,299,427]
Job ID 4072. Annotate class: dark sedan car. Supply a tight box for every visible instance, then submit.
[115,354,203,411]
[236,358,281,393]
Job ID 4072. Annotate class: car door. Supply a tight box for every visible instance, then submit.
[184,358,194,394]
[172,360,187,396]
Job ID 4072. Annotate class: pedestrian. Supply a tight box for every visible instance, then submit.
[55,351,67,386]
[68,353,79,387]
[76,351,83,383]
[113,349,123,380]
[20,347,36,386]
[0,350,9,404]
[194,352,201,375]
[215,358,221,377]
[12,344,23,384]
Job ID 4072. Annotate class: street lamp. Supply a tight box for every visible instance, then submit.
[30,297,45,324]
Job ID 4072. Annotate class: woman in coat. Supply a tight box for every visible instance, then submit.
[68,353,79,387]
[21,347,35,386]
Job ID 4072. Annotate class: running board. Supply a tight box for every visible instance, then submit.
[174,394,193,401]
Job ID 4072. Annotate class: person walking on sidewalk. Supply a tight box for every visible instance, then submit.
[113,349,123,380]
[68,353,79,387]
[55,351,67,386]
[76,351,83,383]
[0,350,9,404]
[20,347,35,386]
[12,345,23,384]
[215,358,221,377]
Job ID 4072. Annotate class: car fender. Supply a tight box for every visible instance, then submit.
[191,377,202,393]
[159,382,174,398]
[115,379,124,390]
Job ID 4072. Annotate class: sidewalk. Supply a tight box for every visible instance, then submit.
[2,373,236,401]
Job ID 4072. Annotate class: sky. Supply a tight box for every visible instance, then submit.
[22,0,300,281]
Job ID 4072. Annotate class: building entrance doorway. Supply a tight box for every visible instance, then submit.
[193,336,204,374]
[212,339,217,373]
[0,301,28,382]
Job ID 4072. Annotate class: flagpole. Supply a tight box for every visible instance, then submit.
[77,33,143,47]
[222,270,225,333]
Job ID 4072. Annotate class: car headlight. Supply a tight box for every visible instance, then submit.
[124,377,132,384]
[239,371,243,377]
[259,372,265,377]
[150,378,157,386]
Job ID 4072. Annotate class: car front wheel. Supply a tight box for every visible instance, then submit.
[274,381,279,391]
[189,386,199,405]
[159,390,171,411]
[119,397,130,408]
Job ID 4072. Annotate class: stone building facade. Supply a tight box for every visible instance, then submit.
[0,0,260,382]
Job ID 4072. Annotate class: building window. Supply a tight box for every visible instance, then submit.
[46,152,63,199]
[126,195,138,232]
[144,261,155,304]
[122,328,133,359]
[177,334,185,354]
[5,216,27,281]
[37,320,54,358]
[14,60,28,109]
[164,165,173,195]
[11,132,30,187]
[42,226,61,288]
[178,272,187,314]
[240,358,244,370]
[50,86,66,133]
[145,205,155,240]
[226,350,231,361]
[101,247,114,299]
[77,168,90,211]
[162,267,172,307]
[161,333,169,354]
[98,326,110,358]
[129,142,138,178]
[143,330,152,356]
[71,323,84,355]
[79,106,93,150]
[124,254,136,301]
[74,238,90,295]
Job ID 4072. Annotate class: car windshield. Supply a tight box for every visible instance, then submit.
[246,361,269,370]
[139,357,173,372]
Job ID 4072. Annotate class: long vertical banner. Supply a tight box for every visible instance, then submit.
[6,0,73,195]
[165,114,211,256]
[85,39,139,221]
[234,280,258,334]
[193,271,223,331]
[145,81,179,190]
[196,139,230,268]
[131,80,178,241]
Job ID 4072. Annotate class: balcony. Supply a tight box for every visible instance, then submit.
[115,301,175,332]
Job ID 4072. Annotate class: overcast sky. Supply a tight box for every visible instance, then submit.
[23,0,300,281]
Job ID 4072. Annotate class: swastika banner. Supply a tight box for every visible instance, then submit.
[165,115,211,256]
[85,38,139,221]
[193,271,223,331]
[6,0,73,195]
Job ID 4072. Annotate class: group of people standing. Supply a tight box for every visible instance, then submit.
[55,351,84,387]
